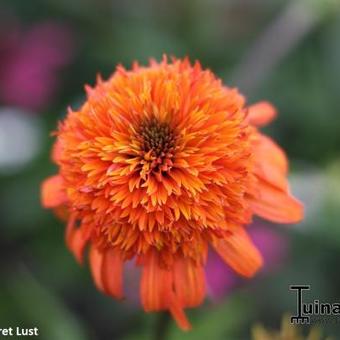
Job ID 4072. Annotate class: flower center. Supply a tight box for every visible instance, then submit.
[139,118,176,158]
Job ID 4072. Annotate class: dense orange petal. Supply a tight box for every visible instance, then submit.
[213,227,263,278]
[102,248,124,299]
[251,180,303,224]
[173,258,205,308]
[248,101,277,127]
[41,175,67,208]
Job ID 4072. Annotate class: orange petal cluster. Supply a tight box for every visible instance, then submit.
[41,57,303,330]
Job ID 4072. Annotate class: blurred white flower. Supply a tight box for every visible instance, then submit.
[290,169,328,229]
[0,107,43,174]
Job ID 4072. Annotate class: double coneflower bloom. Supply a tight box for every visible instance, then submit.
[41,57,303,330]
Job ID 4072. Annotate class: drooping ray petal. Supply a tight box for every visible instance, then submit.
[251,181,303,224]
[140,250,172,311]
[102,248,124,299]
[173,257,206,308]
[213,227,263,278]
[89,246,105,292]
[65,213,77,249]
[41,175,67,208]
[140,251,191,331]
[169,296,192,331]
[65,214,88,264]
[248,101,277,127]
[254,134,288,191]
[69,229,88,264]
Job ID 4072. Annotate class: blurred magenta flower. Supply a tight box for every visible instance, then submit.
[0,17,74,111]
[206,222,288,300]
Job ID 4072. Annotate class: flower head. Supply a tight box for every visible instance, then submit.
[41,57,303,330]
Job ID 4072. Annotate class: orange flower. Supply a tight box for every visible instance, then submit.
[41,57,303,330]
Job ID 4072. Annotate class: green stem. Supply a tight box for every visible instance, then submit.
[154,311,171,340]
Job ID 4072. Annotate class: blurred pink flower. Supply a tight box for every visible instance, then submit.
[0,17,74,111]
[206,222,288,300]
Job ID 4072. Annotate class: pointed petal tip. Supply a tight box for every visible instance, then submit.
[248,101,277,127]
[89,246,105,292]
[41,175,67,208]
[170,305,192,331]
[213,227,263,278]
[252,184,304,225]
[277,196,304,225]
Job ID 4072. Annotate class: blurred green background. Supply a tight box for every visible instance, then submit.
[1,0,340,339]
